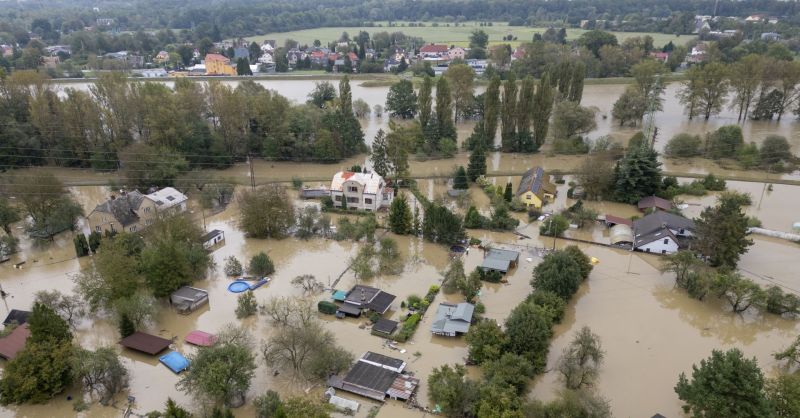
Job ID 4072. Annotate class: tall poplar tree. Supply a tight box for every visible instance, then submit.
[532,73,555,150]
[500,72,518,152]
[516,76,535,152]
[418,75,433,129]
[436,76,456,140]
[483,76,501,147]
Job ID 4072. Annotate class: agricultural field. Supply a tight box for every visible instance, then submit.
[244,22,695,49]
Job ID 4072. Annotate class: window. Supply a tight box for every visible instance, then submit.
[130,226,137,232]
[144,207,151,213]
[95,226,101,232]
[346,197,359,203]
[662,250,667,254]
[645,248,651,253]
[348,186,358,193]
[364,198,373,205]
[663,239,669,244]
[334,195,342,201]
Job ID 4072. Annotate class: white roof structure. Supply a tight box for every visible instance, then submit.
[331,171,385,194]
[610,224,634,245]
[146,187,188,210]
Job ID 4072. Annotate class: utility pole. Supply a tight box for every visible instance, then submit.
[248,154,256,190]
[642,75,661,149]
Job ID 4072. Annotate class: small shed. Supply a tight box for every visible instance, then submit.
[201,229,225,250]
[480,257,511,274]
[120,332,172,355]
[160,351,190,373]
[372,318,399,336]
[336,303,362,318]
[2,309,31,326]
[638,196,672,212]
[185,330,216,347]
[0,324,30,360]
[610,224,634,245]
[486,248,520,268]
[170,286,209,314]
[480,248,520,275]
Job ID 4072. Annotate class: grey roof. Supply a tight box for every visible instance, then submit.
[372,318,398,334]
[517,167,554,197]
[431,303,474,335]
[344,285,396,314]
[337,303,362,316]
[93,191,144,226]
[480,257,511,273]
[343,361,396,393]
[171,286,208,302]
[638,195,672,211]
[200,229,223,242]
[2,309,31,326]
[635,228,678,247]
[633,211,694,236]
[362,352,405,370]
[486,248,520,263]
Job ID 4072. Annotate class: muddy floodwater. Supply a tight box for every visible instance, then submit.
[2,78,799,417]
[0,182,798,418]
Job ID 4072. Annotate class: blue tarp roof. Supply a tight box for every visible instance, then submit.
[160,351,190,374]
[332,290,348,301]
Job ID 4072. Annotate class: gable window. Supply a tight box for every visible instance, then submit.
[663,239,669,244]
[348,186,358,193]
[144,207,151,213]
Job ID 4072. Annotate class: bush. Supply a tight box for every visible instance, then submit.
[235,292,258,318]
[760,135,793,165]
[706,125,743,159]
[394,313,421,342]
[475,267,503,283]
[317,301,337,315]
[224,256,244,276]
[539,214,569,237]
[248,252,275,276]
[665,133,702,158]
[321,196,334,210]
[291,177,303,190]
[527,290,567,324]
[407,295,423,310]
[553,136,590,155]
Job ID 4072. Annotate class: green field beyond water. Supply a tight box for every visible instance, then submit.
[245,22,695,49]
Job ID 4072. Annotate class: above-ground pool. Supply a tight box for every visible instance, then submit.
[227,281,251,293]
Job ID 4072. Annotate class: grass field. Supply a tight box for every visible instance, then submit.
[244,22,694,49]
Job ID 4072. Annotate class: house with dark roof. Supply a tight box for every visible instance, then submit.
[517,167,556,209]
[327,352,419,401]
[480,248,520,274]
[338,285,396,317]
[633,211,695,254]
[2,309,31,326]
[87,187,188,234]
[638,196,673,212]
[431,302,474,337]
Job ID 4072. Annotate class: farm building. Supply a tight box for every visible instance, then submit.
[170,286,209,314]
[328,352,419,402]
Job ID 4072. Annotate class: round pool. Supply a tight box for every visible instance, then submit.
[227,281,250,293]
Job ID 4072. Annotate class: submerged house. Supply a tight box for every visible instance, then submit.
[87,187,188,234]
[119,332,172,355]
[330,171,394,212]
[328,352,420,402]
[431,302,474,337]
[633,211,695,254]
[516,167,556,209]
[337,285,396,317]
[480,248,520,275]
[201,229,225,250]
[2,309,31,326]
[0,324,30,360]
[170,286,209,314]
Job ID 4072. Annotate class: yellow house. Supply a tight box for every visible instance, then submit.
[516,167,556,209]
[204,53,236,76]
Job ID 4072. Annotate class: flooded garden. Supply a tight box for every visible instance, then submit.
[1,78,799,417]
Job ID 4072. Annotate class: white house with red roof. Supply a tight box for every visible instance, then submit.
[330,171,394,211]
[419,44,449,58]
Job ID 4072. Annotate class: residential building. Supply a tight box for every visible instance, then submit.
[330,171,393,211]
[637,196,672,212]
[431,302,474,337]
[87,187,188,234]
[649,51,670,63]
[327,352,419,402]
[335,285,396,317]
[448,47,466,60]
[155,50,170,63]
[286,48,304,66]
[761,32,780,41]
[201,229,225,249]
[632,211,695,254]
[419,44,449,58]
[233,47,249,61]
[516,167,556,209]
[204,53,236,76]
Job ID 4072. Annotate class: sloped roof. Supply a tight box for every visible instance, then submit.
[2,309,31,326]
[486,248,520,263]
[119,332,172,355]
[331,171,385,194]
[0,324,30,360]
[517,167,554,197]
[604,214,632,227]
[205,53,229,63]
[610,224,634,244]
[420,44,449,53]
[344,285,396,314]
[633,211,694,236]
[343,361,397,393]
[431,303,474,335]
[185,330,216,347]
[200,229,224,243]
[372,318,398,335]
[480,257,511,272]
[638,195,672,211]
[362,351,405,370]
[171,286,208,302]
[145,187,187,210]
[635,227,679,247]
[92,191,145,226]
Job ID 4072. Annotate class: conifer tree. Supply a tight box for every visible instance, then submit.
[453,166,469,190]
[467,147,487,182]
[388,194,413,235]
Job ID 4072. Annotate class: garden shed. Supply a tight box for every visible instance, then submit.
[170,286,209,314]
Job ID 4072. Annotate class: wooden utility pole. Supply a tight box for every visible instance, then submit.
[248,154,256,190]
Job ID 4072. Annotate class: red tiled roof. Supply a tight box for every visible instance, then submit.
[347,52,358,61]
[420,44,448,53]
[342,171,355,180]
[605,214,632,227]
[0,325,30,360]
[638,196,672,211]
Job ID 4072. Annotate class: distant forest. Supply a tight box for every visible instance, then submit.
[2,0,800,40]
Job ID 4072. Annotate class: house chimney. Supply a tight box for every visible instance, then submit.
[360,288,366,301]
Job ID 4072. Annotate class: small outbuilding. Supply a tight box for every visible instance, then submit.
[119,332,172,355]
[185,330,216,347]
[170,286,209,314]
[480,248,520,274]
[2,309,31,326]
[201,229,225,250]
[637,196,672,212]
[328,351,418,402]
[431,302,474,337]
[603,214,632,228]
[610,224,634,246]
[0,324,30,360]
[372,318,399,337]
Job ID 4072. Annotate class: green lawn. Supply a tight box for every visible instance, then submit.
[244,22,694,49]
